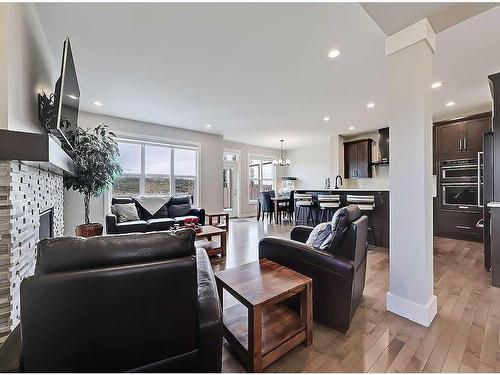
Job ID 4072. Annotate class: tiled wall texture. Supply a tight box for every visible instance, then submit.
[0,161,64,344]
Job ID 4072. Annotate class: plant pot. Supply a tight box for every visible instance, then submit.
[75,223,103,237]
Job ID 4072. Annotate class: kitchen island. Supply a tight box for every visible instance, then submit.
[292,188,389,248]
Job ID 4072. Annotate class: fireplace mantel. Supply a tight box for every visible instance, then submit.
[0,129,75,175]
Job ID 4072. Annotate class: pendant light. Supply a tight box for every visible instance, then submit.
[272,140,291,167]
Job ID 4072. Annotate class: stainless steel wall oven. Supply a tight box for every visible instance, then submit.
[440,158,481,210]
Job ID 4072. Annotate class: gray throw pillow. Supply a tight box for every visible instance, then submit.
[306,222,333,250]
[168,203,192,217]
[114,203,141,223]
[329,207,351,251]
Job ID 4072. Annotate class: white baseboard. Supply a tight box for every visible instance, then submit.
[236,213,256,218]
[386,292,437,327]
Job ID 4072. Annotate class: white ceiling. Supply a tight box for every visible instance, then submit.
[361,3,454,35]
[35,3,500,150]
[433,5,500,121]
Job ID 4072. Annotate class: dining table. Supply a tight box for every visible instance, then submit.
[270,196,290,224]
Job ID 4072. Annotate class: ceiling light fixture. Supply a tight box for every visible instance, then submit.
[431,82,443,89]
[67,94,78,100]
[272,140,291,167]
[93,101,102,106]
[328,49,341,59]
[446,101,455,107]
[206,124,212,128]
[323,116,330,121]
[349,126,355,130]
[366,102,375,109]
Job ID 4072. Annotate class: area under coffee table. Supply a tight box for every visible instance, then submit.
[215,259,312,372]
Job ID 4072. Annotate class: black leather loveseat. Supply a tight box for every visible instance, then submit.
[0,230,222,372]
[259,205,368,332]
[106,196,205,234]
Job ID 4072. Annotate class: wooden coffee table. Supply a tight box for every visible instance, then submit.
[206,212,230,232]
[215,259,312,372]
[195,225,227,257]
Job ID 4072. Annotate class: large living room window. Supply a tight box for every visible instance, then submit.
[248,158,274,202]
[113,140,198,202]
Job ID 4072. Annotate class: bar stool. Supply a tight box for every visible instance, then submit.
[346,194,376,246]
[294,193,314,226]
[318,194,341,223]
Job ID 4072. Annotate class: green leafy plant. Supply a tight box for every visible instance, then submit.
[64,124,122,225]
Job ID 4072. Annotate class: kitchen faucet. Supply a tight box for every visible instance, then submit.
[334,175,343,189]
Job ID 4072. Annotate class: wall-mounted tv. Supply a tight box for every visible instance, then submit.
[52,37,79,150]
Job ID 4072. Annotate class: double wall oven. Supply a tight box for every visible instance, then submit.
[440,156,483,210]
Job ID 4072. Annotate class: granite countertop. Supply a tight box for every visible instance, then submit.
[293,188,389,192]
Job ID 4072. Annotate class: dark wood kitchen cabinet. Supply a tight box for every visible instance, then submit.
[436,122,465,157]
[344,139,372,179]
[435,113,491,158]
[434,112,491,242]
[465,117,491,153]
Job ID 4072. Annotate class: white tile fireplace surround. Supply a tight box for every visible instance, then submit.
[0,161,64,344]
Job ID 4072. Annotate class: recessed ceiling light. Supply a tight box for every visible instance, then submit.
[323,116,330,121]
[431,82,443,89]
[366,102,375,109]
[349,126,355,130]
[67,94,78,100]
[446,101,455,107]
[206,124,212,128]
[328,49,341,59]
[93,101,102,106]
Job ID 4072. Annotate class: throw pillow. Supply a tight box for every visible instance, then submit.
[329,207,351,251]
[169,203,192,217]
[114,203,141,223]
[306,222,333,250]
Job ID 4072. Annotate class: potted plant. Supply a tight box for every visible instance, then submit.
[64,124,122,237]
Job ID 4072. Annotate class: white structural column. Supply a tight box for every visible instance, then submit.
[386,19,437,327]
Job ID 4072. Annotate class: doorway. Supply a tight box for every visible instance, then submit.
[223,151,240,218]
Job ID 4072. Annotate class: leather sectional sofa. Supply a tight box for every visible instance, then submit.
[0,230,222,372]
[106,196,205,234]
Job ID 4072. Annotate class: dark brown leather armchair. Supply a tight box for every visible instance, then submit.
[0,230,222,372]
[258,206,368,332]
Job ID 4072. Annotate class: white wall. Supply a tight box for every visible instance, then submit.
[4,3,56,133]
[339,131,389,189]
[0,5,7,130]
[64,111,226,235]
[285,142,331,189]
[222,140,280,217]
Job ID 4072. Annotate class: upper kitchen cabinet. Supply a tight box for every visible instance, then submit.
[435,113,491,158]
[465,117,491,153]
[436,122,465,157]
[344,139,373,178]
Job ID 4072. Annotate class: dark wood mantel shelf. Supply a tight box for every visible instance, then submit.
[0,129,75,175]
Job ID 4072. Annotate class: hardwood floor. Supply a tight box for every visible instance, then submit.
[213,218,498,373]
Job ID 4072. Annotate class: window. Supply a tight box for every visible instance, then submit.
[145,145,171,195]
[112,142,141,197]
[113,140,198,203]
[224,152,237,161]
[248,158,274,202]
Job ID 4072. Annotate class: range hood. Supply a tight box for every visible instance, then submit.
[371,127,389,166]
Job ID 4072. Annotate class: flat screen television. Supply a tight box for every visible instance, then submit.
[52,37,79,150]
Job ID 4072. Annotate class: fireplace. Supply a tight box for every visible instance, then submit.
[39,208,54,240]
[0,161,64,343]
